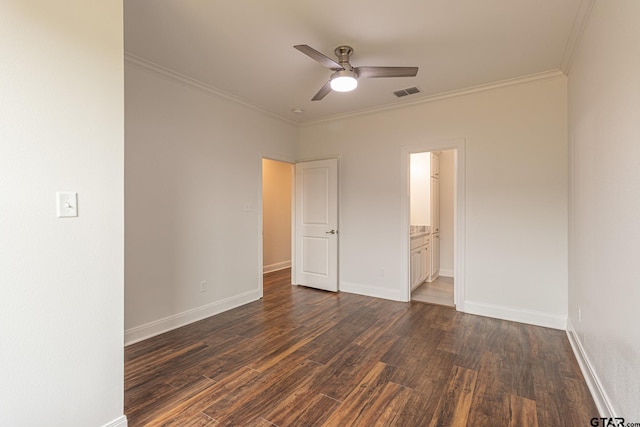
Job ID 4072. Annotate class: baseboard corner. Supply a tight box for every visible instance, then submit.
[263,260,291,274]
[463,300,566,330]
[102,415,127,427]
[566,319,616,418]
[439,268,454,277]
[124,289,261,346]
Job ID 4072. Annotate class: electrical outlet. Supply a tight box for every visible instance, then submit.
[578,308,582,323]
[378,268,384,277]
[200,281,207,293]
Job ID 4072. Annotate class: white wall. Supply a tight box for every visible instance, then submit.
[124,61,298,343]
[439,150,455,276]
[0,2,125,426]
[299,75,568,327]
[410,152,431,226]
[567,0,640,418]
[262,159,293,272]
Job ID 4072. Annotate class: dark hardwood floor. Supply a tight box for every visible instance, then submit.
[125,268,597,426]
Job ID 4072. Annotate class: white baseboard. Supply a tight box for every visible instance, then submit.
[566,319,615,418]
[263,260,291,274]
[439,269,454,277]
[340,281,404,302]
[464,300,567,330]
[125,289,261,345]
[102,415,127,427]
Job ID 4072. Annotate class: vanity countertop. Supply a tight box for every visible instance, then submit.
[410,225,431,239]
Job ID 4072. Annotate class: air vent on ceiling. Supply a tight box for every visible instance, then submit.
[394,87,421,98]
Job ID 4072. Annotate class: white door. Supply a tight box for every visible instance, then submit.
[294,159,338,291]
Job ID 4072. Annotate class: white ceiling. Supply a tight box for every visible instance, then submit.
[124,0,585,124]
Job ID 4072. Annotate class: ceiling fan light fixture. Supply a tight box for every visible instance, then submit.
[294,44,418,101]
[330,70,358,92]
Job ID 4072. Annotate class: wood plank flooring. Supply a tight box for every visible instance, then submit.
[125,268,597,426]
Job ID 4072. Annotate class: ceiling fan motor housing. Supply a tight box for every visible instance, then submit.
[334,45,354,70]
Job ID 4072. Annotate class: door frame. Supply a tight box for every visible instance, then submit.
[400,139,466,309]
[258,152,296,298]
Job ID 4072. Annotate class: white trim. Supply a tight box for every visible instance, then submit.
[301,70,564,126]
[464,300,567,330]
[263,260,291,274]
[400,139,466,312]
[290,163,297,287]
[400,150,411,302]
[124,289,261,346]
[101,415,127,427]
[439,269,454,278]
[560,0,596,74]
[125,52,567,129]
[258,153,264,299]
[340,281,404,302]
[124,52,296,125]
[566,319,617,418]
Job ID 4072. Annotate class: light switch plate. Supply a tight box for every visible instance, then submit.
[56,192,78,217]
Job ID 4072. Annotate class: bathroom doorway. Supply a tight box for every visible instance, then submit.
[407,148,459,307]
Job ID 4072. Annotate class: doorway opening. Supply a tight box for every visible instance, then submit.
[401,140,465,309]
[261,158,294,293]
[409,150,455,306]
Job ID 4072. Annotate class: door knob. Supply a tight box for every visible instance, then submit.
[325,229,337,235]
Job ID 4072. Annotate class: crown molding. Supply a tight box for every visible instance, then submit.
[124,52,297,126]
[300,69,565,126]
[560,0,596,74]
[125,52,565,129]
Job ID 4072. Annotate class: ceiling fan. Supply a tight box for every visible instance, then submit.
[294,44,419,101]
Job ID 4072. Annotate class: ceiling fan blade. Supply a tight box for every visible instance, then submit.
[311,80,332,101]
[355,66,419,78]
[294,45,343,70]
